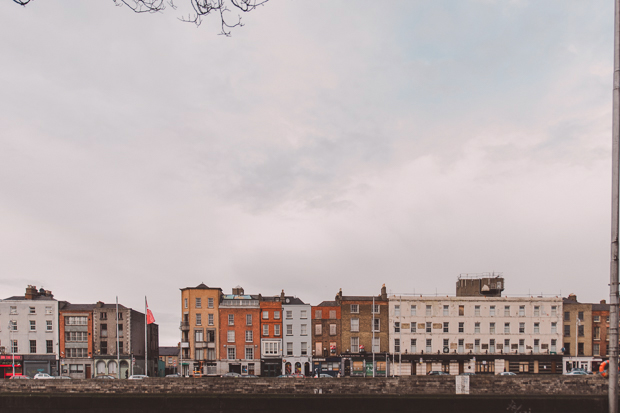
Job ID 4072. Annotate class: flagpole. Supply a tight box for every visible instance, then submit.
[145,296,148,377]
[116,297,120,379]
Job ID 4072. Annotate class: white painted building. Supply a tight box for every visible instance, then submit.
[0,286,60,377]
[282,297,312,376]
[388,295,564,375]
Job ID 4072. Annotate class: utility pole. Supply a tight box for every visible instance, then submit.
[610,1,620,412]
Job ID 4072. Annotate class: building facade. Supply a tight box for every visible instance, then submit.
[281,295,312,376]
[260,294,283,377]
[0,286,59,377]
[311,301,341,377]
[218,286,261,376]
[58,302,94,379]
[180,283,222,376]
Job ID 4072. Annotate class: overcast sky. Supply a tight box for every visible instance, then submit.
[0,0,615,345]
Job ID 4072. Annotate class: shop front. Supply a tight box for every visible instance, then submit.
[0,355,23,378]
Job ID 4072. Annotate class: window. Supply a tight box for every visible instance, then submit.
[274,325,280,336]
[228,314,234,325]
[301,310,307,319]
[458,305,464,316]
[195,330,204,342]
[458,322,464,333]
[443,322,449,333]
[426,339,432,353]
[519,323,525,334]
[245,346,254,360]
[395,305,401,316]
[100,312,107,320]
[118,324,124,338]
[594,343,601,356]
[411,323,416,333]
[101,324,107,337]
[504,306,510,317]
[329,310,336,319]
[373,304,380,314]
[330,324,336,335]
[443,305,449,316]
[286,342,293,356]
[45,306,52,315]
[351,318,359,332]
[474,339,480,353]
[184,298,188,309]
[578,325,584,337]
[426,305,432,316]
[410,339,417,353]
[504,339,510,350]
[264,341,279,355]
[504,323,510,334]
[490,306,495,316]
[443,338,449,349]
[196,314,202,326]
[594,315,600,323]
[350,305,359,314]
[519,306,525,317]
[301,342,308,355]
[65,332,88,342]
[286,324,293,336]
[66,316,88,325]
[315,324,322,335]
[227,330,235,342]
[100,341,107,355]
[46,320,53,331]
[196,298,202,308]
[351,337,359,353]
[246,314,252,326]
[490,339,495,353]
[551,322,557,334]
[262,311,269,319]
[372,337,380,353]
[475,322,480,333]
[394,339,400,353]
[534,306,540,317]
[564,311,570,321]
[10,306,17,315]
[594,326,601,340]
[426,322,432,333]
[263,325,269,336]
[578,311,584,321]
[30,320,36,331]
[519,339,525,353]
[245,331,253,342]
[534,323,540,334]
[551,306,557,317]
[208,298,214,308]
[227,347,236,359]
[30,340,37,353]
[315,310,322,319]
[373,319,380,332]
[207,329,216,343]
[490,322,495,334]
[474,306,480,317]
[301,324,307,335]
[11,340,18,353]
[564,325,570,337]
[29,306,36,314]
[534,339,540,353]
[274,311,280,319]
[286,311,293,319]
[410,305,417,316]
[208,314,214,326]
[69,364,84,373]
[117,312,122,320]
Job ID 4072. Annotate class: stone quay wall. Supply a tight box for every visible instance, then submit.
[0,375,610,396]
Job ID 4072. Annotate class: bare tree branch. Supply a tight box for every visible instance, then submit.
[13,0,268,35]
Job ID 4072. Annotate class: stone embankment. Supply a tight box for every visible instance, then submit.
[0,375,610,395]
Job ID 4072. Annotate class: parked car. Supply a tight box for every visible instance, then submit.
[9,375,30,379]
[94,375,116,379]
[128,375,148,380]
[427,371,449,376]
[565,370,589,375]
[33,373,54,380]
[241,374,259,378]
[318,374,334,378]
[56,376,72,380]
[277,374,304,378]
[221,372,242,378]
[165,373,182,378]
[460,372,475,376]
[499,372,517,376]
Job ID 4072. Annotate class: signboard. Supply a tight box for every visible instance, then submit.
[173,359,177,367]
[455,376,470,394]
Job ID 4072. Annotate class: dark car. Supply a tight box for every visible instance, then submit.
[94,375,116,379]
[221,372,242,378]
[9,375,30,380]
[427,371,450,376]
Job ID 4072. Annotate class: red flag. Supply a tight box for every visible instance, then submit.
[146,299,155,324]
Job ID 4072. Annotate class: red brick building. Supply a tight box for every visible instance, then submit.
[311,301,341,377]
[260,293,283,377]
[218,286,261,376]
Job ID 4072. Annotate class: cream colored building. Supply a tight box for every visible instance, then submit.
[388,295,564,375]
